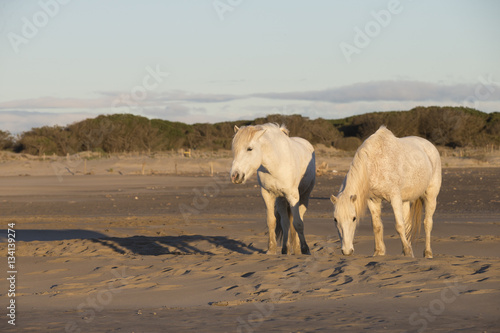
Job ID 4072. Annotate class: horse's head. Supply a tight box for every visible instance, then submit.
[230,125,266,184]
[330,193,358,256]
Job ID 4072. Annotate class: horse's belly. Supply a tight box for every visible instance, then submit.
[371,163,432,202]
[400,184,429,201]
[400,169,432,200]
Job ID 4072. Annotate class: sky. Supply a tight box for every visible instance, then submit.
[1,0,499,133]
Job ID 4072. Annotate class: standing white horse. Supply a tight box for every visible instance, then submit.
[330,126,441,258]
[230,123,315,255]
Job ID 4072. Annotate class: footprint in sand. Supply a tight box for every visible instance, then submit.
[340,276,353,285]
[472,264,490,275]
[26,268,68,275]
[328,265,345,279]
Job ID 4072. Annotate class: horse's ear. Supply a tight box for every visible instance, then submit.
[280,127,289,136]
[234,125,240,133]
[350,194,357,203]
[330,195,337,204]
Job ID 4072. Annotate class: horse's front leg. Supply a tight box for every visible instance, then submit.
[391,195,414,257]
[261,188,278,254]
[288,192,310,255]
[367,198,385,256]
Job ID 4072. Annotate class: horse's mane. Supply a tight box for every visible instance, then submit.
[261,122,289,135]
[342,149,370,219]
[342,126,395,218]
[232,123,288,152]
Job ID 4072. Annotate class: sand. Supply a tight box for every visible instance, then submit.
[0,155,499,332]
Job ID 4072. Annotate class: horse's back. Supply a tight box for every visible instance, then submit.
[395,136,441,198]
[400,136,441,175]
[366,128,441,200]
[369,129,440,175]
[403,135,442,188]
[290,136,314,153]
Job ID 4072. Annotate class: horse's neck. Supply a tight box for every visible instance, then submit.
[342,171,358,196]
[342,153,371,202]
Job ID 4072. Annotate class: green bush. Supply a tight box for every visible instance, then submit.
[4,107,499,156]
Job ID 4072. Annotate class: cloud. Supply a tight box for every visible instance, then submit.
[144,104,193,118]
[2,80,499,112]
[149,90,240,103]
[141,104,209,123]
[0,111,97,134]
[0,91,241,110]
[1,80,498,133]
[252,80,500,104]
[0,96,115,109]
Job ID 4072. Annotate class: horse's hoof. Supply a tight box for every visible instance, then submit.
[402,247,414,257]
[301,245,310,255]
[424,250,433,259]
[403,251,414,257]
[373,251,386,256]
[266,249,277,255]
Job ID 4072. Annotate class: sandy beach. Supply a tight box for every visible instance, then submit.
[1,155,499,332]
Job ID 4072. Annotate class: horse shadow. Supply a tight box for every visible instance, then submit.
[91,235,264,256]
[0,229,264,256]
[0,229,108,242]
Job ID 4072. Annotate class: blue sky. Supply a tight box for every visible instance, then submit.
[1,0,499,133]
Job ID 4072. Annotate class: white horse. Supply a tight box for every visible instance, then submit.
[330,126,441,258]
[230,123,316,255]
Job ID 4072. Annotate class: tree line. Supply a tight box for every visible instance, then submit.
[1,106,498,156]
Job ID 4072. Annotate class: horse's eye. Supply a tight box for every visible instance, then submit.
[247,147,253,151]
[353,217,356,222]
[334,218,338,224]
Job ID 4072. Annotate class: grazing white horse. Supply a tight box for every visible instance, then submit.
[230,123,315,255]
[330,126,441,258]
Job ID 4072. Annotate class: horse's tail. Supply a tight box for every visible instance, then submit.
[406,198,424,243]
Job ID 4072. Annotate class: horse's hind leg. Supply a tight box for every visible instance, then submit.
[288,212,300,255]
[293,181,314,255]
[423,192,438,258]
[275,197,291,254]
[288,192,310,255]
[391,195,414,257]
[292,206,309,255]
[293,191,311,254]
[402,201,411,239]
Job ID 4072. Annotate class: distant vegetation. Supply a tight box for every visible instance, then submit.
[2,106,499,156]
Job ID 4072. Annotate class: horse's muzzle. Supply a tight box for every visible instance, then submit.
[341,248,354,256]
[231,171,245,184]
